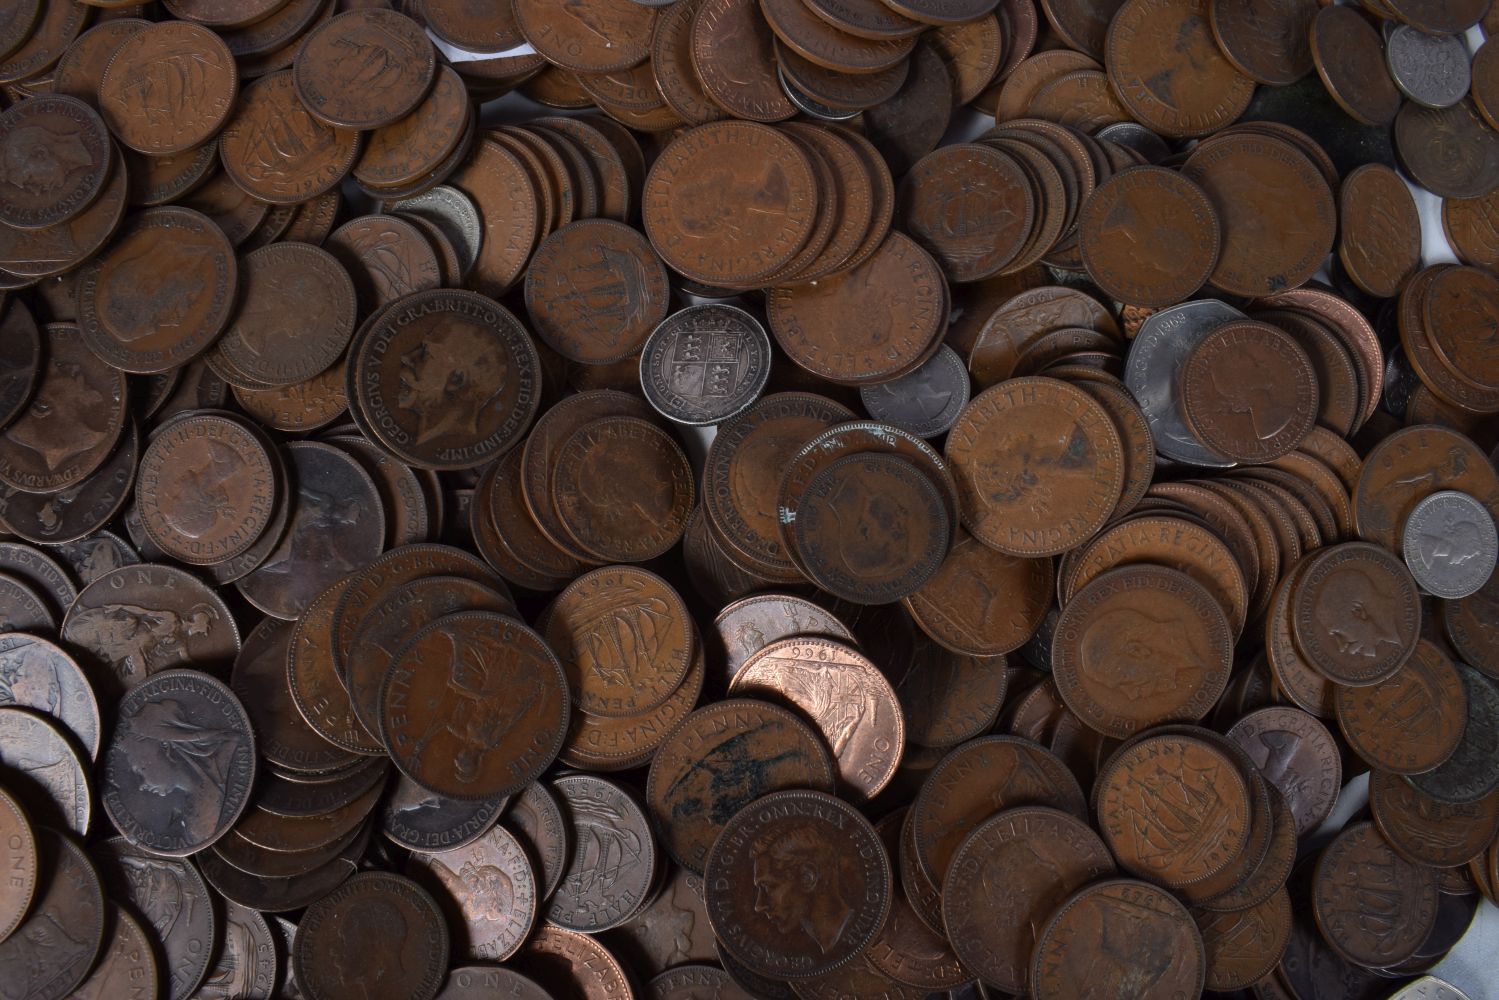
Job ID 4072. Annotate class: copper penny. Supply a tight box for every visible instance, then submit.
[1078,165,1219,307]
[76,206,238,375]
[293,871,449,1000]
[730,636,904,800]
[649,965,753,1000]
[420,0,524,52]
[509,924,631,1000]
[0,787,34,944]
[1309,4,1400,127]
[546,565,692,718]
[1371,769,1499,870]
[177,170,269,248]
[904,528,1052,657]
[219,69,360,205]
[68,905,160,1000]
[0,0,38,66]
[1106,0,1252,138]
[1193,887,1294,990]
[0,0,86,85]
[1444,568,1499,679]
[0,828,105,1000]
[643,121,817,286]
[689,0,794,122]
[324,214,440,312]
[863,813,965,989]
[0,95,110,231]
[235,363,349,439]
[705,788,890,980]
[1408,663,1499,805]
[0,143,128,282]
[1208,0,1314,85]
[558,623,697,765]
[408,822,536,961]
[287,578,383,757]
[1442,187,1499,272]
[356,64,469,191]
[1397,100,1499,201]
[1312,821,1438,969]
[1097,733,1252,887]
[1196,781,1297,914]
[897,144,1031,283]
[1292,541,1421,686]
[1032,878,1205,1000]
[99,21,238,155]
[1226,705,1342,837]
[1336,639,1466,775]
[0,323,125,494]
[1338,164,1422,300]
[444,139,539,297]
[1423,265,1499,392]
[293,9,436,129]
[762,0,915,74]
[1180,320,1319,463]
[945,377,1124,557]
[481,448,587,589]
[513,0,655,73]
[1355,424,1499,553]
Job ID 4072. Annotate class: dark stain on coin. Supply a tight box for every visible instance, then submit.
[293,871,449,1000]
[1409,664,1499,804]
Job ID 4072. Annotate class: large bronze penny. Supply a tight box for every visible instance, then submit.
[68,905,159,1000]
[705,789,890,980]
[904,528,1052,657]
[1292,541,1422,687]
[219,69,361,205]
[513,0,655,73]
[945,377,1124,557]
[408,823,536,961]
[76,206,238,375]
[0,95,111,231]
[1335,639,1466,775]
[0,573,52,635]
[1354,424,1499,553]
[1105,0,1252,138]
[0,144,129,283]
[99,22,238,155]
[1312,821,1438,969]
[1339,163,1422,300]
[942,806,1113,994]
[1309,4,1400,127]
[1225,705,1343,837]
[643,122,818,287]
[293,9,436,129]
[1078,165,1220,307]
[690,0,794,122]
[0,787,34,944]
[1031,879,1205,1000]
[1370,769,1499,870]
[1180,320,1319,463]
[350,289,541,472]
[293,871,449,1000]
[101,668,256,856]
[0,707,90,838]
[0,828,104,1000]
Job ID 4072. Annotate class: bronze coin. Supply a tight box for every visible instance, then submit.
[481,447,587,589]
[0,541,74,623]
[0,418,136,547]
[325,214,440,312]
[1180,320,1319,463]
[705,788,890,980]
[350,289,541,471]
[544,773,657,932]
[68,904,160,1000]
[647,697,836,873]
[1105,0,1252,138]
[438,965,549,1000]
[219,69,361,205]
[509,924,632,1000]
[0,572,53,634]
[232,616,359,776]
[76,206,238,374]
[1193,886,1294,990]
[546,565,692,717]
[0,0,86,85]
[293,9,436,129]
[560,631,704,771]
[644,122,817,286]
[762,0,915,74]
[802,0,925,38]
[1208,0,1314,86]
[0,0,38,65]
[1396,99,1499,201]
[896,637,1008,750]
[235,364,349,434]
[1225,705,1343,837]
[899,144,1033,283]
[1444,568,1499,679]
[1292,541,1421,687]
[1096,733,1251,887]
[1308,4,1400,127]
[863,812,965,991]
[1408,663,1499,805]
[524,219,669,365]
[0,707,90,838]
[1423,265,1499,393]
[287,578,383,757]
[534,115,634,223]
[124,141,219,208]
[862,40,953,178]
[1338,163,1422,300]
[1370,769,1499,870]
[408,822,536,961]
[649,965,754,1000]
[236,441,385,620]
[1355,425,1499,553]
[1078,165,1219,308]
[650,0,726,124]
[1054,564,1233,738]
[503,780,568,900]
[689,0,794,122]
[904,528,1052,658]
[94,839,219,1000]
[1442,187,1499,272]
[0,95,110,231]
[293,871,449,1000]
[356,65,470,190]
[1312,821,1438,969]
[1181,133,1335,298]
[1032,878,1205,1000]
[420,0,524,52]
[102,668,257,856]
[0,301,38,431]
[0,786,34,944]
[0,142,129,282]
[177,170,270,248]
[1336,638,1466,775]
[98,22,237,155]
[513,0,655,73]
[945,377,1125,557]
[730,636,904,800]
[382,611,568,800]
[0,827,104,999]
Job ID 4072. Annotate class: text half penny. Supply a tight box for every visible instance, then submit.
[98,21,238,155]
[1054,565,1234,738]
[945,377,1124,557]
[1180,320,1319,464]
[1335,638,1466,775]
[1192,886,1294,990]
[1079,165,1220,308]
[293,9,436,130]
[704,789,890,980]
[356,64,470,191]
[544,774,657,932]
[1292,541,1421,687]
[218,69,361,206]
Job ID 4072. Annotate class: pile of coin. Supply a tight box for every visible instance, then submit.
[0,0,1498,998]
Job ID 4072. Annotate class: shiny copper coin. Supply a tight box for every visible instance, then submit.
[0,95,110,231]
[560,633,703,770]
[1336,639,1466,775]
[1338,164,1422,300]
[293,9,436,129]
[1370,769,1499,870]
[945,377,1124,557]
[1309,4,1400,127]
[293,871,449,1000]
[705,789,890,980]
[1225,705,1343,837]
[99,21,237,155]
[0,828,104,1000]
[509,924,632,1000]
[408,822,536,961]
[76,206,238,375]
[1292,541,1421,686]
[0,787,34,945]
[1079,166,1220,308]
[1105,0,1252,138]
[219,69,360,205]
[382,611,567,800]
[1180,320,1319,463]
[1312,821,1438,969]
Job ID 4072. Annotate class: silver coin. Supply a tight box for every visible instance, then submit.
[0,632,101,760]
[777,66,863,121]
[1386,975,1473,1000]
[1124,299,1242,468]
[859,344,971,439]
[640,304,773,426]
[1402,490,1499,599]
[1386,25,1472,110]
[1095,121,1172,163]
[391,186,483,279]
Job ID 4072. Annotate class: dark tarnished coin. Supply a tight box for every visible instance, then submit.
[356,65,469,191]
[1396,100,1499,201]
[1336,639,1466,775]
[293,9,436,129]
[293,871,449,1000]
[553,416,694,563]
[46,530,139,586]
[350,289,541,472]
[408,823,536,961]
[196,900,276,999]
[0,324,126,494]
[0,573,53,635]
[1079,166,1220,308]
[1207,0,1314,86]
[324,214,440,311]
[1370,769,1499,870]
[1192,887,1293,990]
[859,344,969,440]
[0,543,73,621]
[99,21,238,155]
[382,611,568,801]
[1313,821,1438,969]
[237,441,384,620]
[0,95,110,231]
[233,615,359,775]
[102,668,256,856]
[545,774,656,933]
[1409,664,1499,804]
[1444,569,1499,679]
[437,965,550,1000]
[0,786,34,944]
[1309,4,1400,127]
[1106,0,1253,138]
[647,698,836,873]
[0,422,136,545]
[705,789,890,980]
[1226,705,1342,836]
[0,706,90,837]
[1180,320,1319,464]
[0,301,39,432]
[0,827,104,1000]
[900,144,1032,283]
[76,206,238,375]
[640,304,773,427]
[610,864,717,978]
[0,632,100,760]
[1032,879,1205,1000]
[546,566,692,718]
[1339,163,1422,300]
[380,774,507,856]
[68,905,160,1000]
[287,578,384,757]
[220,69,360,205]
[1292,541,1421,687]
